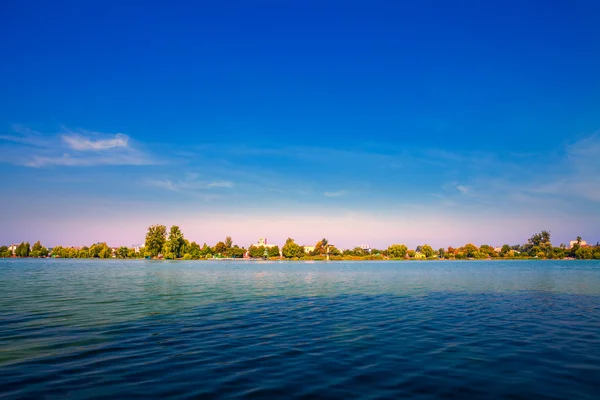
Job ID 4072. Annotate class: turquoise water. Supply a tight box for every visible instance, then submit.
[1,259,599,399]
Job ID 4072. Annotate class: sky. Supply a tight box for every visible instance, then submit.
[1,0,600,249]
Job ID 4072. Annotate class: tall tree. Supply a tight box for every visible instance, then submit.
[314,238,329,255]
[282,238,304,258]
[164,225,185,259]
[421,244,435,258]
[214,241,227,255]
[267,245,281,258]
[387,244,408,258]
[15,242,30,257]
[145,225,167,257]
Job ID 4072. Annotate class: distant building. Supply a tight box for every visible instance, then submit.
[8,244,18,255]
[304,246,315,254]
[250,238,279,249]
[493,247,502,253]
[360,244,371,253]
[568,239,587,248]
[132,244,142,253]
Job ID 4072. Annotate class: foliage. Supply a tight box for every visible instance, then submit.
[213,241,227,255]
[248,245,265,258]
[420,244,435,258]
[186,241,202,259]
[117,246,129,258]
[230,245,245,258]
[500,244,511,257]
[268,245,280,258]
[387,244,408,258]
[15,242,31,257]
[282,238,304,258]
[0,246,12,258]
[145,224,167,257]
[164,225,186,259]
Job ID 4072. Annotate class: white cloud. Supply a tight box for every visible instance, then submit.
[62,132,129,151]
[207,181,234,188]
[456,185,469,194]
[0,126,157,167]
[145,177,234,192]
[324,190,346,197]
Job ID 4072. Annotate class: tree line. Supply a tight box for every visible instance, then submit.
[2,228,599,260]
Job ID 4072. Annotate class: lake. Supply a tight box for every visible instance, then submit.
[1,259,599,399]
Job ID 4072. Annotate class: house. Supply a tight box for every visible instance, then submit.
[568,239,587,248]
[132,244,142,253]
[304,246,315,254]
[360,244,372,253]
[8,244,18,255]
[250,238,279,249]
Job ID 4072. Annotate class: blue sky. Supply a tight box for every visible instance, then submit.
[1,0,599,248]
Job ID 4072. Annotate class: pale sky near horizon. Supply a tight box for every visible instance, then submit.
[1,1,599,248]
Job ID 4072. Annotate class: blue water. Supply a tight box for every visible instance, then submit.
[1,260,599,399]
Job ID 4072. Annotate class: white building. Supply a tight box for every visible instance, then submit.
[568,239,587,248]
[8,244,18,255]
[250,238,279,249]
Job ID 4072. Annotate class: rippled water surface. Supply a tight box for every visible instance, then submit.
[1,259,600,399]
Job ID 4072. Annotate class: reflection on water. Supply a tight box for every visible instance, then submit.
[1,259,599,399]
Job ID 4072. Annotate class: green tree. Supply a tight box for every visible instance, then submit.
[51,246,63,258]
[528,231,551,247]
[164,225,186,259]
[576,246,593,260]
[387,244,408,258]
[200,243,213,257]
[15,242,30,257]
[421,244,435,258]
[117,246,129,258]
[187,241,202,259]
[314,238,329,255]
[213,241,227,255]
[268,245,280,258]
[89,242,110,258]
[463,243,478,258]
[282,238,304,258]
[248,245,265,258]
[500,244,511,257]
[438,248,446,258]
[407,249,416,258]
[99,245,112,258]
[230,245,245,258]
[0,246,11,258]
[225,236,233,249]
[30,241,47,257]
[479,244,495,257]
[145,225,167,257]
[78,247,90,258]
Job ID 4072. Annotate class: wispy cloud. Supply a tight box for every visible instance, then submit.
[62,131,129,151]
[324,190,346,197]
[0,126,157,167]
[456,185,469,194]
[145,176,234,193]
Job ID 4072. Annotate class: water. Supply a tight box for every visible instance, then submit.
[1,259,599,399]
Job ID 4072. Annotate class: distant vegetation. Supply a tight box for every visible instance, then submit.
[2,228,599,260]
